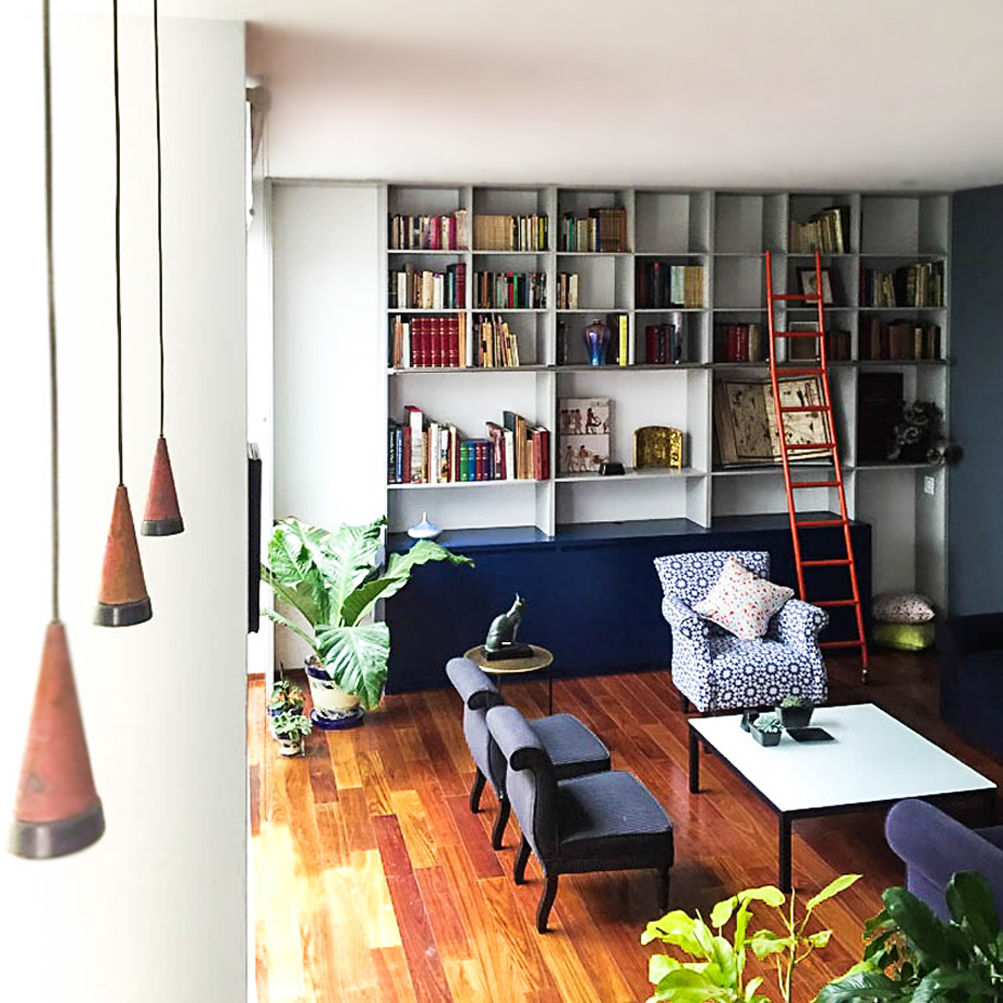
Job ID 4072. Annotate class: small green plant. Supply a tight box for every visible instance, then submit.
[779,695,810,709]
[267,676,305,715]
[272,710,312,743]
[642,875,860,1003]
[754,713,783,734]
[816,870,1003,1002]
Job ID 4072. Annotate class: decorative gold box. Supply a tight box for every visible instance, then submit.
[633,426,684,470]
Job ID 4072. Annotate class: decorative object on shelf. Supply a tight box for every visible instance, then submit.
[141,0,183,538]
[10,0,105,860]
[272,710,312,757]
[797,265,835,304]
[634,426,684,470]
[751,713,783,747]
[407,512,441,540]
[96,0,151,627]
[890,400,946,464]
[559,397,610,475]
[642,874,859,1003]
[714,376,828,467]
[261,517,473,724]
[582,318,610,366]
[777,695,814,730]
[599,461,624,476]
[483,595,533,661]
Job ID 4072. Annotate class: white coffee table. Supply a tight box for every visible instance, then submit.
[689,703,997,891]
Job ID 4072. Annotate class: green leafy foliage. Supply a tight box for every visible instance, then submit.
[642,876,859,1003]
[272,710,312,741]
[261,517,472,709]
[267,677,304,715]
[753,714,783,735]
[816,871,1003,1003]
[779,695,810,709]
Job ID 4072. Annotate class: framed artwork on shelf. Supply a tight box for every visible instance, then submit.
[797,267,835,305]
[559,397,610,474]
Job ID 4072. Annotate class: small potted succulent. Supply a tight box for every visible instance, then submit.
[777,695,813,730]
[751,713,783,747]
[272,709,312,757]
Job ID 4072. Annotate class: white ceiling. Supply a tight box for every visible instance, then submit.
[67,0,1003,189]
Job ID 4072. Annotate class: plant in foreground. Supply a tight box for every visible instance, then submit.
[641,874,860,1002]
[816,870,1003,1002]
[754,714,783,734]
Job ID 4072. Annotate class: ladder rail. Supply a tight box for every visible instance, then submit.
[765,249,870,680]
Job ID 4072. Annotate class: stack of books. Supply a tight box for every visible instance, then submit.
[645,323,683,364]
[387,407,550,483]
[474,271,546,309]
[860,317,941,360]
[559,208,628,252]
[474,315,520,367]
[788,329,852,361]
[389,315,467,369]
[389,211,468,251]
[860,262,944,308]
[556,272,580,310]
[473,214,549,251]
[389,263,465,309]
[789,207,850,253]
[636,262,705,308]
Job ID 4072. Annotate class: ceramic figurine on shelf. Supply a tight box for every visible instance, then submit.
[407,512,441,540]
[483,594,533,661]
[583,319,610,366]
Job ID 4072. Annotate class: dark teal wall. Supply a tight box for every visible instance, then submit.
[949,185,1003,614]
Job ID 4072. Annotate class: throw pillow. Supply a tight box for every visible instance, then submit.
[872,592,935,624]
[694,557,794,640]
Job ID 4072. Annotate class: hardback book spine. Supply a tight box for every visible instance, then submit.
[618,314,628,367]
[447,317,460,368]
[404,406,423,483]
[401,426,411,483]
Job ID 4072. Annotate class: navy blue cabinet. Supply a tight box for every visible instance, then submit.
[385,514,871,693]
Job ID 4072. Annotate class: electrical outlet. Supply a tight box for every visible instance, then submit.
[924,475,936,496]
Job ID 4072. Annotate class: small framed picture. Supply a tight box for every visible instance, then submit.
[797,268,835,305]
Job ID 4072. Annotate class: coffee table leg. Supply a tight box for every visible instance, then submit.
[688,728,700,794]
[778,814,792,893]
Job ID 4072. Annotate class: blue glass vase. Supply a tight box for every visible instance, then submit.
[583,319,610,366]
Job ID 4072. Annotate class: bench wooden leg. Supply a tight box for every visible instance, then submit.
[491,797,511,850]
[536,875,559,933]
[514,835,531,884]
[469,768,486,814]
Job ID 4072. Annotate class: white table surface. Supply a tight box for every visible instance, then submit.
[691,703,996,814]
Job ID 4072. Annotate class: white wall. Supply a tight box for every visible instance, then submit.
[0,11,247,1002]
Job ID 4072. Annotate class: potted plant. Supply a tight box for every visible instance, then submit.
[267,675,305,736]
[752,713,783,747]
[272,710,312,757]
[261,516,472,728]
[777,695,813,730]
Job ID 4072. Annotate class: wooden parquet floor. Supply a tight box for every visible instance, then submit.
[250,652,1003,1003]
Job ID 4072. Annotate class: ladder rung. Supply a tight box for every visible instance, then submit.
[774,331,822,338]
[779,404,831,413]
[773,293,820,302]
[802,558,852,567]
[796,518,847,527]
[815,599,860,607]
[791,480,840,488]
[786,442,835,451]
[776,368,824,376]
[821,639,865,649]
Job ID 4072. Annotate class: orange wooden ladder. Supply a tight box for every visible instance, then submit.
[764,249,869,681]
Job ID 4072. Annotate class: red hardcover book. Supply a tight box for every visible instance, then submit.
[429,216,440,250]
[737,325,749,362]
[456,263,466,309]
[531,430,543,480]
[475,441,486,481]
[401,426,412,483]
[485,422,505,479]
[447,317,459,367]
[430,318,442,367]
[646,325,657,364]
[728,324,739,363]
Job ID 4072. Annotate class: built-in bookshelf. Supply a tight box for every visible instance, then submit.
[272,183,949,606]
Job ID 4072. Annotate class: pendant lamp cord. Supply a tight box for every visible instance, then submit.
[113,0,124,486]
[153,0,164,437]
[43,0,59,622]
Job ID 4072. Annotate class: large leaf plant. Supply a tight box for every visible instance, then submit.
[261,516,473,709]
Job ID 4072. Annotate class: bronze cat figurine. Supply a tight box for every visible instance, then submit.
[485,594,527,652]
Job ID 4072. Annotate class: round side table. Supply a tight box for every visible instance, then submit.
[463,644,554,714]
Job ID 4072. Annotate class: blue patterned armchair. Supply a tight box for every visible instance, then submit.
[653,550,828,713]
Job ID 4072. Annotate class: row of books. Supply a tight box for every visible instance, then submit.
[475,315,521,368]
[387,406,550,483]
[644,324,684,365]
[559,208,628,252]
[389,315,467,369]
[636,262,705,309]
[389,264,466,310]
[789,328,852,361]
[789,207,850,254]
[472,214,549,252]
[860,263,944,308]
[475,271,546,310]
[714,323,766,363]
[860,318,941,361]
[556,272,581,310]
[389,211,468,251]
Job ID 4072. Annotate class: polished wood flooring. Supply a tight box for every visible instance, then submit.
[250,652,1002,1003]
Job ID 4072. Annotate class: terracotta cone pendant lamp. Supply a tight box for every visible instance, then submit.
[10,0,104,858]
[95,0,152,628]
[141,0,183,539]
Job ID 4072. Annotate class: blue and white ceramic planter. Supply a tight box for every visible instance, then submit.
[305,663,364,730]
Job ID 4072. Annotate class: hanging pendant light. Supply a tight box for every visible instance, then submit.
[11,0,105,858]
[142,0,183,538]
[96,0,152,627]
